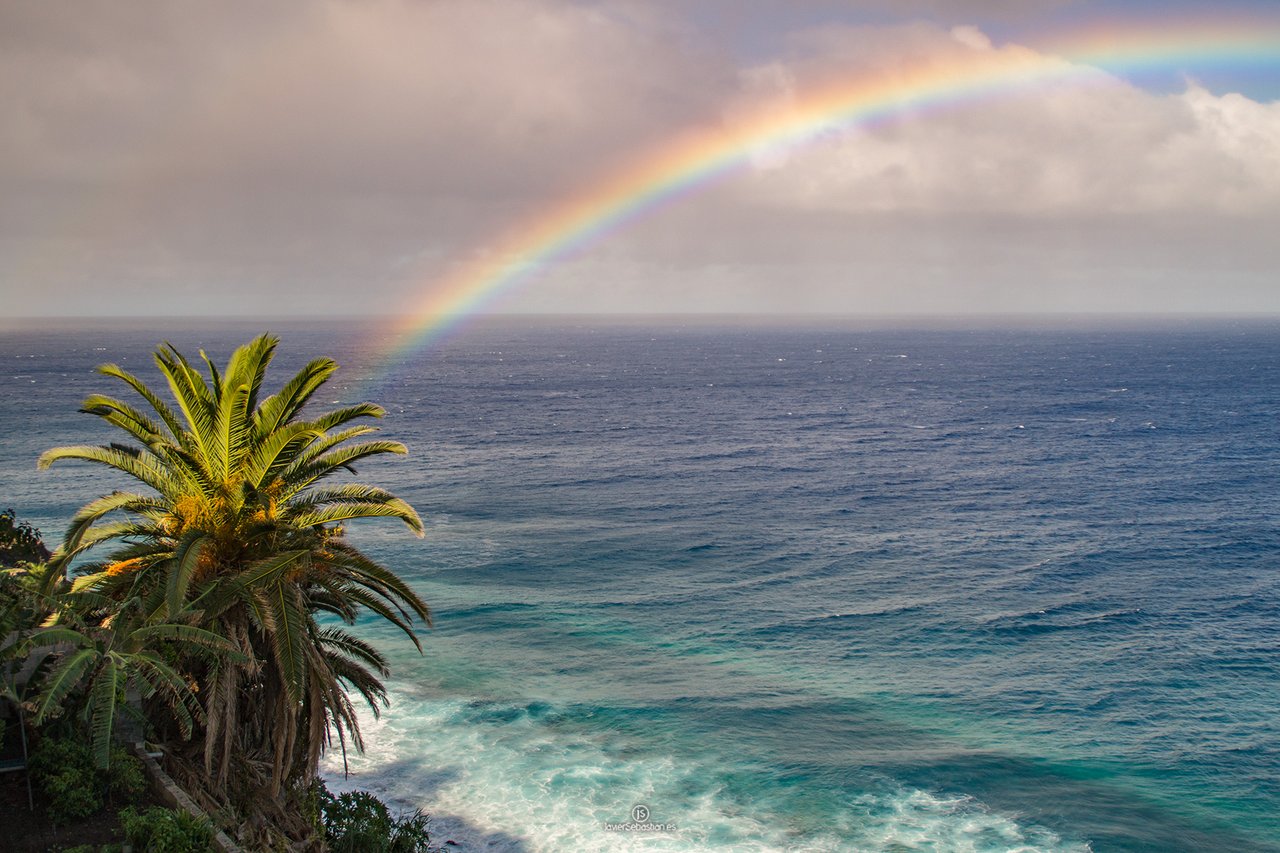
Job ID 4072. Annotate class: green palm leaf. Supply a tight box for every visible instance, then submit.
[281,441,411,497]
[132,624,247,661]
[289,499,423,533]
[317,626,389,674]
[241,422,324,489]
[38,444,187,499]
[34,647,98,722]
[165,532,208,617]
[251,356,338,439]
[154,345,218,466]
[88,656,120,768]
[264,582,308,704]
[96,363,190,448]
[79,394,169,447]
[237,549,310,589]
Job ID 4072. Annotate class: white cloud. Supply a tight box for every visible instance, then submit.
[728,23,1280,215]
[950,25,994,51]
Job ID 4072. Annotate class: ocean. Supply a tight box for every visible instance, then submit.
[1,316,1277,852]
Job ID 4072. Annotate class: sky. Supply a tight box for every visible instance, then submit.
[1,0,1278,320]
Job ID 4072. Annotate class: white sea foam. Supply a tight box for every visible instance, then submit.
[321,688,1090,853]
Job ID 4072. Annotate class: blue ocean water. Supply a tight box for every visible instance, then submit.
[1,316,1277,852]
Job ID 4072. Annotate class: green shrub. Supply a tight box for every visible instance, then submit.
[300,777,329,838]
[29,735,146,825]
[324,790,394,852]
[387,809,433,853]
[0,508,50,567]
[30,735,101,823]
[105,745,147,801]
[41,766,102,824]
[118,805,215,853]
[318,783,432,853]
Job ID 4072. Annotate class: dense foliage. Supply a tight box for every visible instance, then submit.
[118,805,216,853]
[23,335,431,848]
[0,527,58,736]
[0,508,51,567]
[318,783,433,853]
[28,733,146,825]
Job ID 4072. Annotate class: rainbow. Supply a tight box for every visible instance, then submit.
[370,21,1280,378]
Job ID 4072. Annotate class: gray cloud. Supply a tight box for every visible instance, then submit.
[1,0,1277,317]
[1,0,728,190]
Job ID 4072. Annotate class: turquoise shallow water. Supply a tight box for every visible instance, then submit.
[2,317,1278,851]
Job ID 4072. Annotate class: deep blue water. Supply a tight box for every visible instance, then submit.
[1,316,1278,851]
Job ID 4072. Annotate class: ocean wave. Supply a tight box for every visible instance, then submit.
[976,602,1146,636]
[321,692,1090,852]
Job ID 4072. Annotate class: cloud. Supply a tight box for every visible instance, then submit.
[5,4,1275,210]
[729,22,1280,215]
[0,1,1277,316]
[0,0,733,313]
[0,0,731,192]
[950,24,994,51]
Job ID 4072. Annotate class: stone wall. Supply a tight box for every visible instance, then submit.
[128,744,245,853]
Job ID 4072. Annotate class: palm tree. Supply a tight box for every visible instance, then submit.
[31,592,237,768]
[38,334,429,835]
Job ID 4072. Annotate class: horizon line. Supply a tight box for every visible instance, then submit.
[5,309,1280,324]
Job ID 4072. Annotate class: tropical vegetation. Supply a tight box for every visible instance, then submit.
[316,783,434,853]
[0,508,51,566]
[28,731,147,825]
[118,804,217,852]
[1,335,433,849]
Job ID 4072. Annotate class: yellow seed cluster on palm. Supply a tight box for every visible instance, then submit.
[104,557,144,577]
[166,494,211,536]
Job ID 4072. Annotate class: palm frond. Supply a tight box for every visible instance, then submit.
[281,440,410,496]
[326,543,431,625]
[328,584,424,652]
[96,363,189,447]
[88,656,120,768]
[58,491,169,557]
[236,550,310,590]
[165,532,208,617]
[79,394,169,447]
[38,444,188,499]
[323,652,388,713]
[316,626,389,673]
[154,344,218,466]
[252,356,338,439]
[130,655,199,737]
[302,402,385,433]
[34,648,98,722]
[240,422,324,490]
[288,499,423,534]
[212,378,252,482]
[266,583,309,704]
[270,424,378,489]
[132,623,248,662]
[51,519,167,572]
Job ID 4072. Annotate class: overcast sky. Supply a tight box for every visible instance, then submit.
[2,0,1278,318]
